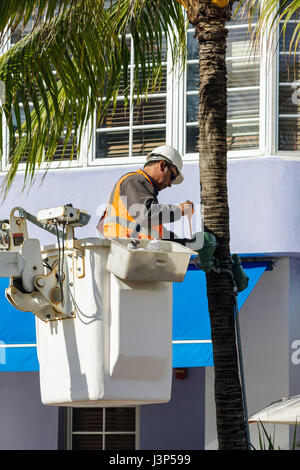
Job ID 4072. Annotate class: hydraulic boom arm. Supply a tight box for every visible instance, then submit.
[0,205,90,322]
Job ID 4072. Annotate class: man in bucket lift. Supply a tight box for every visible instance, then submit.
[97,145,201,249]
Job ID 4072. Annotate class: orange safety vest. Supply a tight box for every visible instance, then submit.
[101,170,163,239]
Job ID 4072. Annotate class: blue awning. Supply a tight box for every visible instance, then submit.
[172,260,271,368]
[0,278,38,371]
[0,260,271,371]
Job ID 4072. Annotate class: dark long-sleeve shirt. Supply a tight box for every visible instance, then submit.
[104,169,182,239]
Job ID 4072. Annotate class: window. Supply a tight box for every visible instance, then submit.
[185,10,261,155]
[6,6,293,172]
[67,407,139,450]
[6,12,78,167]
[278,5,300,151]
[93,34,168,162]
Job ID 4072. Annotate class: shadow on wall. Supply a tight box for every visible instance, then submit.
[139,367,205,450]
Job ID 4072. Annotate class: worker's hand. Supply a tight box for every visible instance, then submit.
[178,200,194,216]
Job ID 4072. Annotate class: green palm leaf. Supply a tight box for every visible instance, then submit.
[0,1,121,192]
[0,0,187,193]
[238,0,300,55]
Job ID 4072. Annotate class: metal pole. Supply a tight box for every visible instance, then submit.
[16,207,66,240]
[233,292,251,450]
[195,263,252,449]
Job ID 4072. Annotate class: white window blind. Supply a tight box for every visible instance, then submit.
[185,10,260,154]
[95,34,167,160]
[8,13,78,163]
[278,4,300,151]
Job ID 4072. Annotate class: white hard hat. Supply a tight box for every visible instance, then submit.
[146,145,184,184]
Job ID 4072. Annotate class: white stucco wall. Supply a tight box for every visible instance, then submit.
[0,156,299,256]
[205,257,300,450]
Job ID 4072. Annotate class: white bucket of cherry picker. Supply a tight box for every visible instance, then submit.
[36,237,194,407]
[107,238,193,282]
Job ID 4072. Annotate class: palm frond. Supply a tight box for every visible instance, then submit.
[237,0,300,56]
[0,0,187,193]
[0,1,121,193]
[176,0,188,10]
[0,0,80,48]
[110,0,187,101]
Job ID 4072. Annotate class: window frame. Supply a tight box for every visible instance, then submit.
[1,22,85,173]
[88,32,171,168]
[275,15,300,158]
[65,406,140,450]
[3,6,300,176]
[181,20,267,162]
[1,120,85,173]
[88,19,268,169]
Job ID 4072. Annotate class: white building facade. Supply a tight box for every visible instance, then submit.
[0,8,300,450]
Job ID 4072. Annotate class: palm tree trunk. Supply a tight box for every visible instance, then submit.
[187,1,248,449]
